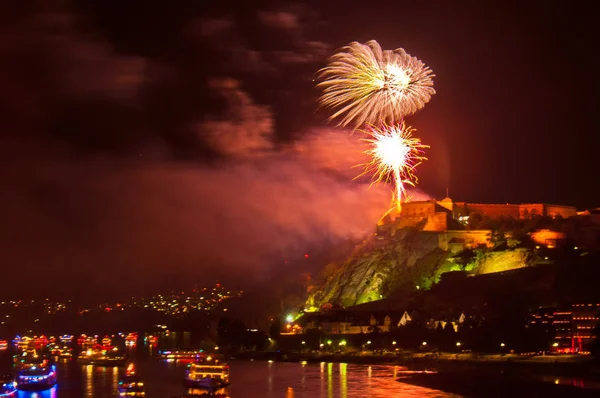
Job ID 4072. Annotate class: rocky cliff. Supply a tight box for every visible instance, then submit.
[305,226,535,310]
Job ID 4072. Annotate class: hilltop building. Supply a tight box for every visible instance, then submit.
[391,198,577,232]
[376,198,583,254]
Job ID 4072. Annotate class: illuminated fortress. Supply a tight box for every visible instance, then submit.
[391,198,577,232]
[377,198,579,254]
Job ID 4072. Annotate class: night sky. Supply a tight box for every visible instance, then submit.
[1,0,598,297]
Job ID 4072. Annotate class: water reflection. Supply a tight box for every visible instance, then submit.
[17,386,57,398]
[327,363,333,398]
[3,342,458,397]
[84,364,93,398]
[286,386,294,398]
[112,366,119,394]
[340,363,347,398]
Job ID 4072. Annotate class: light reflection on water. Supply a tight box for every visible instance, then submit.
[3,346,458,398]
[17,386,57,398]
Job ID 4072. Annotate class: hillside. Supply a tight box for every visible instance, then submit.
[305,226,536,310]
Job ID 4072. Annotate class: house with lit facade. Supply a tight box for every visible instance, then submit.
[530,303,600,353]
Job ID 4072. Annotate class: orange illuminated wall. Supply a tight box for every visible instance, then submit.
[544,205,577,219]
[401,201,437,218]
[453,202,577,220]
[530,229,567,248]
[453,203,520,219]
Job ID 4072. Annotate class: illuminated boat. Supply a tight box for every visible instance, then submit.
[101,336,112,346]
[144,335,158,345]
[16,363,57,391]
[13,336,31,351]
[0,340,7,350]
[159,350,204,361]
[117,363,146,397]
[59,335,74,344]
[0,374,17,396]
[13,350,50,370]
[76,345,127,366]
[31,336,48,348]
[77,334,97,349]
[184,357,230,389]
[125,333,138,346]
[49,344,72,358]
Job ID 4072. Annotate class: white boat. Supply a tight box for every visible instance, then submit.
[184,360,230,389]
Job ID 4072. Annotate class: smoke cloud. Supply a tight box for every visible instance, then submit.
[0,2,428,298]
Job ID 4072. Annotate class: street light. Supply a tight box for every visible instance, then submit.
[552,342,559,347]
[500,343,505,347]
[286,314,294,323]
[301,341,306,345]
[327,340,332,345]
[422,341,427,346]
[339,340,347,346]
[456,342,461,347]
[366,341,371,345]
[392,341,397,345]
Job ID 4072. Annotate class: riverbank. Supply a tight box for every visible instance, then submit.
[232,350,599,378]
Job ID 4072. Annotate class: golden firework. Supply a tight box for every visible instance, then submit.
[317,40,435,128]
[357,122,429,215]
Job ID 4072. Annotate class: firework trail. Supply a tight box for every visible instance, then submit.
[357,122,429,215]
[317,40,435,128]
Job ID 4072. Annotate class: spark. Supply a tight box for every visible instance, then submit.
[357,122,429,215]
[317,40,435,128]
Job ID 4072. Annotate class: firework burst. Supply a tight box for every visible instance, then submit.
[317,40,435,128]
[358,122,429,214]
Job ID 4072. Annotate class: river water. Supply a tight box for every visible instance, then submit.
[1,344,458,398]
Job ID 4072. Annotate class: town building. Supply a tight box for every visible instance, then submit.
[531,304,600,353]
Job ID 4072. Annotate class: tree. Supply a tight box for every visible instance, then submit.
[467,213,483,230]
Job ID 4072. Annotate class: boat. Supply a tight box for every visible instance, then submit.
[125,333,138,346]
[76,345,127,366]
[49,344,72,358]
[117,363,146,397]
[13,350,50,370]
[184,357,230,389]
[16,363,57,391]
[77,334,97,349]
[159,349,204,361]
[13,336,31,351]
[0,374,17,396]
[59,335,74,344]
[101,335,112,346]
[0,340,7,350]
[144,335,158,345]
